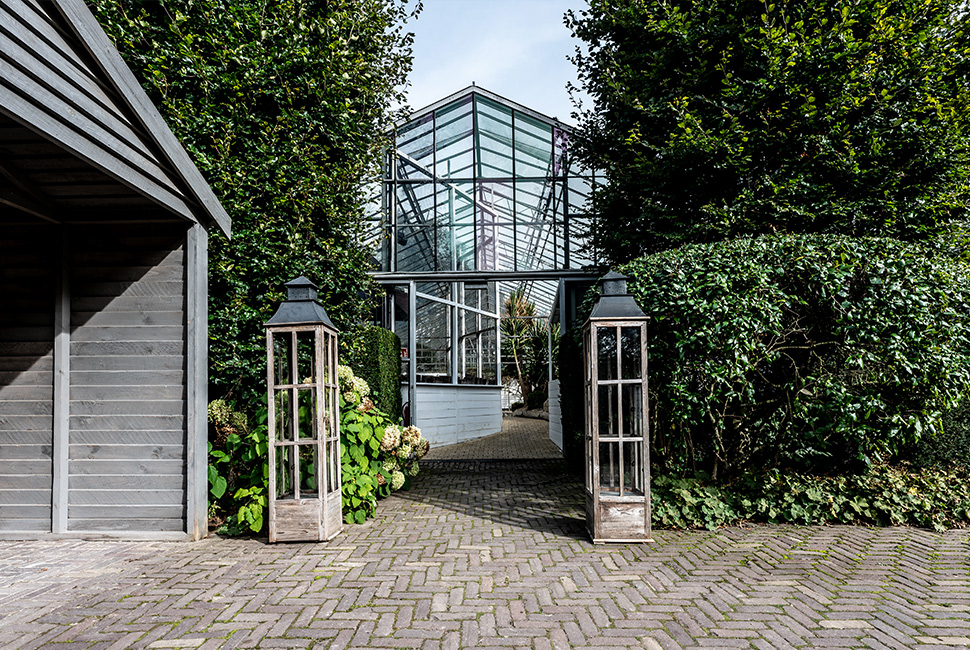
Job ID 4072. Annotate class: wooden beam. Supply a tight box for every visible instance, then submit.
[185,223,208,541]
[0,158,62,217]
[51,226,70,533]
[0,181,60,223]
[53,0,231,237]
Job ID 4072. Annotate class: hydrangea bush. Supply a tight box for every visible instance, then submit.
[338,365,429,524]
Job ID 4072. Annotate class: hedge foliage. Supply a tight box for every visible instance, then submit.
[345,325,404,424]
[90,0,418,405]
[568,0,970,261]
[652,466,970,532]
[618,234,970,479]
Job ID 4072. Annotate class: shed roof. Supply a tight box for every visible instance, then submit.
[0,0,230,236]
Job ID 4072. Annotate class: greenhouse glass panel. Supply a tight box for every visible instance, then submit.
[396,226,435,273]
[475,96,514,177]
[416,281,451,300]
[415,297,451,383]
[567,216,594,267]
[435,225,476,272]
[514,113,553,178]
[568,176,593,213]
[379,88,598,274]
[435,181,474,227]
[395,182,434,227]
[435,96,474,179]
[397,113,433,174]
[553,126,570,176]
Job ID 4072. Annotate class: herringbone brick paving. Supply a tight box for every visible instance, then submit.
[1,460,968,649]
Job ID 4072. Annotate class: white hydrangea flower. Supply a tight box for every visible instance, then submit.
[397,443,413,459]
[352,376,370,398]
[416,438,430,458]
[402,425,421,446]
[390,470,405,490]
[337,364,354,385]
[381,458,398,473]
[380,424,401,451]
[406,462,420,477]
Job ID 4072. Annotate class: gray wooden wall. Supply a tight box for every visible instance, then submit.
[0,222,194,536]
[0,225,55,532]
[68,224,187,532]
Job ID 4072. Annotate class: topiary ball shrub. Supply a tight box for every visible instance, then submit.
[621,234,970,479]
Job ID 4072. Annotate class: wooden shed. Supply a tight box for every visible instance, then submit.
[0,0,230,539]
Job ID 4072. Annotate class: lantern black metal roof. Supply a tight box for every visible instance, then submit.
[588,271,647,321]
[265,276,336,328]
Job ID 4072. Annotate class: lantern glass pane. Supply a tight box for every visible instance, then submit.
[598,384,618,437]
[274,389,293,441]
[622,384,643,438]
[622,441,644,496]
[297,331,316,385]
[621,327,642,380]
[597,327,617,380]
[297,388,318,440]
[299,446,319,493]
[599,441,620,496]
[276,445,294,499]
[272,334,292,386]
[330,438,340,494]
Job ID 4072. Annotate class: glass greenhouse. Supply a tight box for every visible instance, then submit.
[368,86,600,445]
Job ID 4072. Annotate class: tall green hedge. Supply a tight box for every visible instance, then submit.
[557,234,970,480]
[346,325,403,423]
[619,234,970,479]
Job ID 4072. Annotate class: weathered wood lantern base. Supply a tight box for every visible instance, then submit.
[587,495,652,544]
[272,496,343,543]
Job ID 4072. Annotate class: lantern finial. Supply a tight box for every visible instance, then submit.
[588,271,647,321]
[265,276,336,328]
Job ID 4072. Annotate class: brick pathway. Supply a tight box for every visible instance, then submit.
[1,460,969,649]
[424,416,560,461]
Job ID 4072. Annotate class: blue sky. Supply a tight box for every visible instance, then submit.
[402,0,589,125]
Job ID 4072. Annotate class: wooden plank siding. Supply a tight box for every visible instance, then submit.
[0,225,55,532]
[413,385,503,446]
[0,1,199,222]
[67,223,187,533]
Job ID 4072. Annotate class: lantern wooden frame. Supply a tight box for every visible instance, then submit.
[583,273,652,543]
[265,279,343,543]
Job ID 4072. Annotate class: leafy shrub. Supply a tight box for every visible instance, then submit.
[345,325,404,423]
[899,402,970,471]
[621,234,970,478]
[509,401,524,411]
[338,366,428,524]
[208,366,429,534]
[207,400,269,534]
[652,466,970,533]
[526,390,547,411]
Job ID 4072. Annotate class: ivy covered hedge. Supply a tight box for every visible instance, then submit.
[617,234,970,479]
[616,234,970,479]
[652,465,970,532]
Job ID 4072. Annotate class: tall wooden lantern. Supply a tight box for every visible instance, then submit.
[265,277,343,543]
[584,271,652,543]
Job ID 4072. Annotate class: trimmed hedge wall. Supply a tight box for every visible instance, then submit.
[346,325,403,423]
[558,234,970,480]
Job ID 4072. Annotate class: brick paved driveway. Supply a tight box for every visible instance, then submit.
[1,460,969,649]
